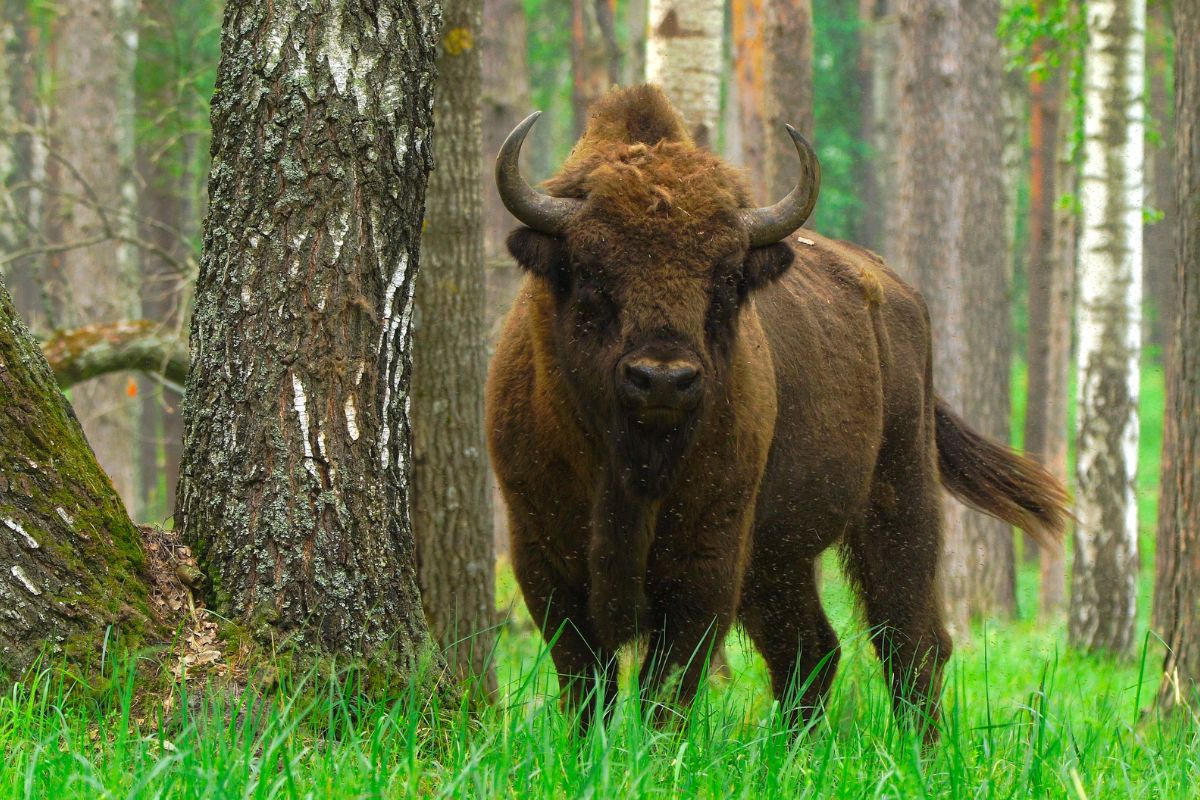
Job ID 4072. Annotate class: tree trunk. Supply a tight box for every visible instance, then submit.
[481,0,532,260]
[1037,74,1077,618]
[625,0,648,85]
[176,0,443,666]
[731,0,765,193]
[763,0,813,200]
[134,0,196,523]
[414,0,497,694]
[0,275,158,675]
[645,0,724,147]
[857,0,898,260]
[1069,0,1144,657]
[48,0,141,514]
[1154,0,1199,712]
[896,0,1014,634]
[572,0,621,139]
[1143,1,1175,351]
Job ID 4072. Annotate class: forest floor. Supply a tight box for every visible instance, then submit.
[1,360,1186,799]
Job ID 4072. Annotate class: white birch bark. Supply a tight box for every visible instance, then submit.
[645,0,724,147]
[1070,0,1145,656]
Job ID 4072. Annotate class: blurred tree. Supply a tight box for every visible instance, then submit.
[482,0,532,259]
[45,0,141,513]
[625,0,647,84]
[571,0,621,138]
[856,0,897,259]
[646,0,724,146]
[176,0,443,667]
[0,274,160,675]
[1144,0,1175,350]
[896,0,1015,631]
[1069,0,1144,657]
[1154,0,1197,711]
[414,0,498,695]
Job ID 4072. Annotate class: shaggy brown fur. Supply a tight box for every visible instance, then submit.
[486,85,1068,741]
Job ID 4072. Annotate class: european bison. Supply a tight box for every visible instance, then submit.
[486,86,1067,741]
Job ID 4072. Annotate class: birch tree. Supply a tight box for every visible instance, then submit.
[1069,0,1144,656]
[176,0,443,665]
[414,0,497,693]
[1154,0,1198,710]
[646,0,724,147]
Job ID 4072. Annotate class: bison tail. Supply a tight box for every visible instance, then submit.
[934,396,1070,550]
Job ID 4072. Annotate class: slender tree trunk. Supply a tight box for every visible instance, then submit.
[0,275,159,675]
[646,0,724,147]
[731,0,766,196]
[1143,1,1175,351]
[1069,0,1144,657]
[896,0,1014,633]
[1038,75,1077,618]
[1154,0,1199,712]
[857,0,898,260]
[176,0,443,666]
[763,0,813,199]
[51,0,140,512]
[134,0,193,523]
[414,0,497,694]
[572,0,621,139]
[482,0,532,260]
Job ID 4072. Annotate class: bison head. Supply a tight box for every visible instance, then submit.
[497,87,819,497]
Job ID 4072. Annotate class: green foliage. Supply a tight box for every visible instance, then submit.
[811,0,867,241]
[523,0,575,181]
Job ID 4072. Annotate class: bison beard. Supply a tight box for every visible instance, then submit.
[487,85,1070,743]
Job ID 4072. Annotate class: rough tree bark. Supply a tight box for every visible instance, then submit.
[857,0,899,261]
[896,0,1015,633]
[176,0,443,666]
[1154,0,1198,711]
[645,0,724,147]
[1069,0,1144,657]
[0,275,158,675]
[414,0,497,693]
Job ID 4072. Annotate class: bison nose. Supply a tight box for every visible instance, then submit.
[619,357,702,411]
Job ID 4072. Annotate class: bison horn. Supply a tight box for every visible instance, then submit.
[496,111,582,236]
[739,125,821,248]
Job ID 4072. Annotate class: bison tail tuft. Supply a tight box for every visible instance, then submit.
[934,397,1070,550]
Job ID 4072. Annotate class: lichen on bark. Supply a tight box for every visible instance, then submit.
[0,276,158,675]
[176,0,444,670]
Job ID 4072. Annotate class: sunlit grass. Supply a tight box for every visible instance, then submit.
[0,354,1179,798]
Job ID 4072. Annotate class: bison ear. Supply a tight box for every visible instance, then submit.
[741,242,795,292]
[507,227,570,294]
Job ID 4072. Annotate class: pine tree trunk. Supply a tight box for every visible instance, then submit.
[1069,0,1144,657]
[176,0,443,666]
[414,0,497,694]
[896,0,1014,633]
[732,0,766,197]
[1154,0,1199,711]
[646,0,724,147]
[51,0,140,512]
[0,275,158,675]
[857,0,898,260]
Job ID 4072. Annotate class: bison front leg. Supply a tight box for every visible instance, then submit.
[508,520,619,736]
[638,504,750,722]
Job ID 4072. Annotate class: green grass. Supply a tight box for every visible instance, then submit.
[1,357,1181,798]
